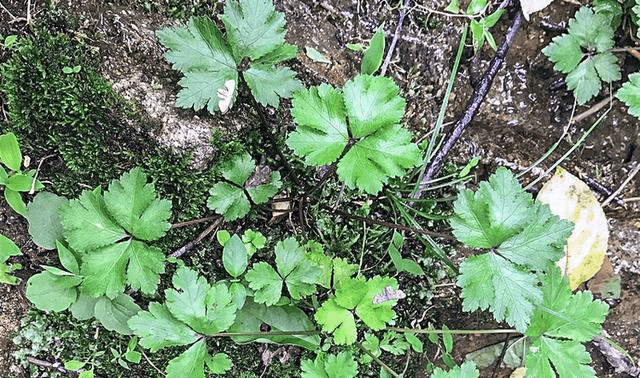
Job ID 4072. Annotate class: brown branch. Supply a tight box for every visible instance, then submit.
[170,217,223,257]
[380,0,411,76]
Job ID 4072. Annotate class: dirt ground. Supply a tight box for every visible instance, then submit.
[1,0,639,377]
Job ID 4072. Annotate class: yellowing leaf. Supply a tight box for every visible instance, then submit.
[537,167,608,289]
[520,0,554,21]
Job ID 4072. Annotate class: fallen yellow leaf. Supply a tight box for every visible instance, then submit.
[537,167,608,289]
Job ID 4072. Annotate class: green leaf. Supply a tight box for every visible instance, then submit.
[80,240,165,299]
[103,168,171,241]
[229,298,320,349]
[205,353,232,375]
[221,153,255,186]
[387,231,424,276]
[616,72,640,118]
[5,173,34,191]
[337,123,420,194]
[0,132,22,171]
[566,59,601,105]
[4,188,27,216]
[223,234,248,277]
[246,171,282,204]
[64,360,86,371]
[244,65,303,108]
[543,35,582,74]
[165,266,236,334]
[128,302,200,352]
[592,52,620,82]
[207,182,250,221]
[56,241,80,275]
[26,192,68,250]
[332,257,357,286]
[61,188,126,251]
[165,339,208,378]
[569,7,614,52]
[355,276,398,330]
[304,242,333,288]
[0,234,21,262]
[302,351,358,378]
[526,337,595,378]
[220,0,287,60]
[26,271,81,311]
[315,298,357,345]
[361,23,385,75]
[69,293,100,320]
[0,165,7,184]
[342,75,405,138]
[431,361,479,378]
[466,0,486,14]
[287,84,349,165]
[334,277,368,309]
[156,16,238,113]
[450,167,534,248]
[305,46,331,64]
[94,294,141,335]
[245,262,283,305]
[405,333,423,353]
[275,237,322,299]
[229,282,247,309]
[457,253,541,332]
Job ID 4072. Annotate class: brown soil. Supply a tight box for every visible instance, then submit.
[1,0,639,377]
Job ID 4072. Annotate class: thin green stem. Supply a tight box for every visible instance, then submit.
[524,106,610,190]
[207,330,320,338]
[357,342,402,378]
[387,327,519,335]
[412,24,468,197]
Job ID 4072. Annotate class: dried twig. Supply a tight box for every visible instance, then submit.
[414,9,524,198]
[170,217,223,257]
[602,162,640,207]
[380,0,411,76]
[592,336,640,377]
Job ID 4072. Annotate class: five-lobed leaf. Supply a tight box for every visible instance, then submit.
[301,351,358,378]
[616,72,640,117]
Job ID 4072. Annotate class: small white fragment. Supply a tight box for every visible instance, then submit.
[217,79,235,113]
[372,286,406,304]
[520,0,554,21]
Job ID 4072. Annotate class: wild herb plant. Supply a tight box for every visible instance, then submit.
[207,152,281,221]
[444,0,505,51]
[156,0,302,114]
[0,132,43,216]
[286,74,421,194]
[25,168,171,334]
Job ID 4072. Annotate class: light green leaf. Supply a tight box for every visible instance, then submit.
[221,0,287,60]
[5,173,34,192]
[246,171,282,204]
[387,231,424,276]
[0,234,21,261]
[287,84,349,165]
[221,153,255,186]
[342,75,404,138]
[69,293,100,320]
[0,132,22,171]
[103,168,171,241]
[26,271,81,311]
[207,182,250,221]
[334,277,368,309]
[64,360,86,371]
[305,46,331,64]
[337,124,421,194]
[405,333,423,353]
[128,302,200,352]
[566,59,601,105]
[245,262,282,305]
[244,65,303,108]
[165,339,208,378]
[165,266,236,334]
[223,234,248,278]
[569,7,614,52]
[361,23,385,75]
[355,276,398,330]
[26,192,68,250]
[591,52,620,82]
[616,72,640,118]
[61,188,126,252]
[542,35,582,74]
[205,353,232,375]
[4,188,27,216]
[156,16,238,113]
[314,298,357,345]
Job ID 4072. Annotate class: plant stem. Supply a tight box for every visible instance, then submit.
[414,9,524,198]
[357,342,402,378]
[380,0,411,77]
[207,330,321,337]
[387,327,518,335]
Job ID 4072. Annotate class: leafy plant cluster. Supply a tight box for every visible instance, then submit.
[543,1,640,116]
[0,132,43,216]
[2,0,615,377]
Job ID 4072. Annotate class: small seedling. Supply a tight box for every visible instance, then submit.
[0,234,22,284]
[0,132,43,216]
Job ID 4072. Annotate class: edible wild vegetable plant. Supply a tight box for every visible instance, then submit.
[286,74,421,194]
[0,132,43,216]
[25,168,172,334]
[207,152,281,221]
[156,0,302,114]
